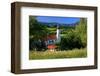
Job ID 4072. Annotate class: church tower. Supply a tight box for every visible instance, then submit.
[56,26,61,43]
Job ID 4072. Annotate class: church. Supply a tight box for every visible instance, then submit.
[45,26,61,51]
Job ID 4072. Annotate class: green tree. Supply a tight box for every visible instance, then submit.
[75,18,87,47]
[29,16,49,50]
[59,18,87,50]
[29,16,48,40]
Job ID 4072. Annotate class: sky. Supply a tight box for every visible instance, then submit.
[36,16,80,24]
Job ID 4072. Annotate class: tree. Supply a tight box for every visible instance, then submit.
[29,16,49,50]
[29,16,48,40]
[58,18,87,50]
[75,18,87,47]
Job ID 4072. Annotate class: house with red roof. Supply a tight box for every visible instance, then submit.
[45,34,57,51]
[44,26,61,51]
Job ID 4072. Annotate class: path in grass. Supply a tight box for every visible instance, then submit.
[29,48,87,60]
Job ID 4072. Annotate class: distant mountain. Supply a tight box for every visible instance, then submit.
[38,22,79,27]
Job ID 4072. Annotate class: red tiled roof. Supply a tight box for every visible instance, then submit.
[47,34,56,40]
[47,44,57,49]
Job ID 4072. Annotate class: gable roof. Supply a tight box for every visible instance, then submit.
[47,44,57,49]
[46,34,56,40]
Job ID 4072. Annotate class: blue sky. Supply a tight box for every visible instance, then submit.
[36,16,80,24]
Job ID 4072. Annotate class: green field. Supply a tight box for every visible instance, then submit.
[29,48,87,60]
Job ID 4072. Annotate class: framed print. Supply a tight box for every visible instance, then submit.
[11,2,98,74]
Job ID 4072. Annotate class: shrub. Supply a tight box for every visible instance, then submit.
[60,30,82,50]
[59,18,87,50]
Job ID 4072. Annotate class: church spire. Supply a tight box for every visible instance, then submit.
[56,25,61,43]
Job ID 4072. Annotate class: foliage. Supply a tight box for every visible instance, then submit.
[75,18,87,47]
[29,16,48,40]
[59,30,81,50]
[29,16,48,50]
[57,18,87,50]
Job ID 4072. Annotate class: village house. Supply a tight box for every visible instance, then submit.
[45,26,61,51]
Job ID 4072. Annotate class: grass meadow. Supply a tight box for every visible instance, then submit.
[29,48,87,60]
